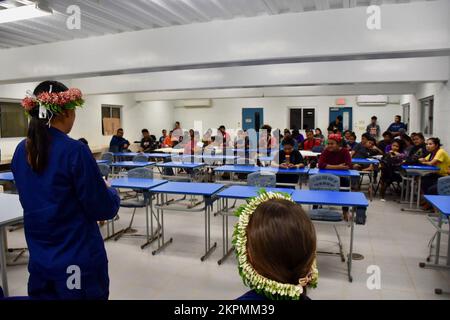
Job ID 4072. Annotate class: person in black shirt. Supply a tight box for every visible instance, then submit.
[140,129,155,153]
[377,131,393,154]
[405,132,428,164]
[272,137,304,185]
[327,115,343,133]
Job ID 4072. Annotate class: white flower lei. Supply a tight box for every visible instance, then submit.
[233,190,319,300]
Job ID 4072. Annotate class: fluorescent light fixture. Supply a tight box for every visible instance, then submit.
[0,4,52,24]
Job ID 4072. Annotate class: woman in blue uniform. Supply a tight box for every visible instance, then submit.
[11,81,120,300]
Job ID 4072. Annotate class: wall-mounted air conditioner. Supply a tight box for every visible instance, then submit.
[356,95,388,106]
[174,99,212,108]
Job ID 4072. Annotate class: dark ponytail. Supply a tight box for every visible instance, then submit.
[26,81,68,172]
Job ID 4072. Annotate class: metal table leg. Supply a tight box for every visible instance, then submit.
[0,226,9,297]
[347,207,355,282]
[218,198,234,265]
[152,194,173,255]
[201,198,217,261]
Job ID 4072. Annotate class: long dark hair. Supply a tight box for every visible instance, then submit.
[246,199,316,292]
[26,81,68,172]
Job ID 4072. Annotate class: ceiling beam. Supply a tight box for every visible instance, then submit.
[67,57,448,95]
[0,0,448,83]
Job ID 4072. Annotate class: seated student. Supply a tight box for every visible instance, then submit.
[218,125,232,148]
[162,130,173,148]
[272,137,304,186]
[314,128,325,145]
[203,128,213,147]
[400,133,413,155]
[259,124,278,152]
[352,137,383,171]
[109,128,130,153]
[343,130,352,143]
[405,132,427,164]
[235,192,318,300]
[345,132,359,151]
[379,140,406,201]
[159,129,167,147]
[318,134,352,220]
[140,128,155,153]
[351,133,369,157]
[302,130,321,151]
[419,138,450,205]
[377,131,393,154]
[292,128,305,144]
[234,129,246,149]
[280,130,299,150]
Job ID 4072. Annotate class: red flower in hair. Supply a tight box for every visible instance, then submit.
[328,133,342,143]
[21,97,36,111]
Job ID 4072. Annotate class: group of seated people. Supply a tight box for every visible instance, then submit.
[108,120,449,211]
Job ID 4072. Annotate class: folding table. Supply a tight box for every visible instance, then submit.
[216,185,295,265]
[150,182,225,261]
[400,165,439,211]
[0,172,14,182]
[291,190,369,282]
[156,162,206,181]
[213,165,260,185]
[351,158,380,200]
[420,195,450,295]
[0,194,23,297]
[110,161,155,176]
[110,178,168,249]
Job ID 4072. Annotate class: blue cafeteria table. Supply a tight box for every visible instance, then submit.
[110,161,155,175]
[351,158,380,165]
[156,161,206,181]
[400,165,440,211]
[0,172,14,182]
[110,178,168,248]
[292,190,369,282]
[420,195,450,295]
[150,182,225,261]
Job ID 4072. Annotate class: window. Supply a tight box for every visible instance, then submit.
[289,108,316,130]
[402,103,410,129]
[0,101,28,138]
[420,97,434,135]
[101,104,122,135]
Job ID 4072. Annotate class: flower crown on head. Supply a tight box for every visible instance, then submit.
[232,190,318,300]
[21,87,84,117]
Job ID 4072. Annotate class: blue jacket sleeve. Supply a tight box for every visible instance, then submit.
[71,144,120,221]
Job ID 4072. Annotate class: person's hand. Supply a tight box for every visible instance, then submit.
[297,163,305,168]
[418,158,425,163]
[280,163,288,168]
[104,177,111,188]
[287,163,295,168]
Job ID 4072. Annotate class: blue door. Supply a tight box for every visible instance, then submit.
[329,107,353,131]
[242,108,264,131]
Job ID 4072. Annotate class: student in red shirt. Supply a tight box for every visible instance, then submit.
[318,134,352,220]
[302,130,321,151]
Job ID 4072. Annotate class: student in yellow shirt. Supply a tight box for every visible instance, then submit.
[419,137,450,198]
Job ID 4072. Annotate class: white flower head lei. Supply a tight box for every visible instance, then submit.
[233,190,319,300]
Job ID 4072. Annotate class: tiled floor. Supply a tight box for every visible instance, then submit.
[4,183,450,300]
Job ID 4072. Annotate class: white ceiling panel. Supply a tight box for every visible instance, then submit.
[0,0,435,49]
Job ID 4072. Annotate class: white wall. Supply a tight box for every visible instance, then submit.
[122,100,174,144]
[401,80,450,148]
[172,96,402,139]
